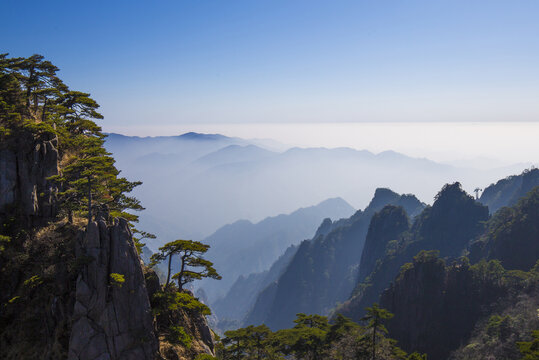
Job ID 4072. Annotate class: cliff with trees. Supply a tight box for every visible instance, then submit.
[0,54,217,360]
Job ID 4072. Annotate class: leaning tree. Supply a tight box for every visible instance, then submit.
[150,239,221,290]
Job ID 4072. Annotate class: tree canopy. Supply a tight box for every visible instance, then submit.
[150,239,221,290]
[0,53,143,225]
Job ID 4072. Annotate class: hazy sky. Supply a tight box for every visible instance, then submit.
[4,0,539,129]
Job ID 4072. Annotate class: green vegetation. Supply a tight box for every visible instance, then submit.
[518,330,539,360]
[166,325,192,348]
[195,354,219,360]
[152,288,211,317]
[246,189,425,330]
[217,310,425,360]
[146,238,221,358]
[131,228,156,254]
[470,187,539,271]
[109,273,125,288]
[0,54,154,358]
[150,239,221,290]
[2,52,539,360]
[382,251,539,360]
[362,303,394,360]
[0,53,142,226]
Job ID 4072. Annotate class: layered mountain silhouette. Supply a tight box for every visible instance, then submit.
[105,132,529,243]
[244,188,425,330]
[212,244,298,332]
[197,197,355,303]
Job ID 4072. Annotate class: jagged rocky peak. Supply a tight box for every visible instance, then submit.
[314,218,333,238]
[358,205,410,282]
[367,188,401,210]
[366,188,425,217]
[414,182,489,257]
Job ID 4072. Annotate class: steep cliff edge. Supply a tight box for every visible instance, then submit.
[0,132,59,227]
[144,268,216,360]
[380,251,539,360]
[68,215,159,360]
[357,205,410,283]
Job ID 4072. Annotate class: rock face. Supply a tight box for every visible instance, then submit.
[0,132,58,225]
[357,205,410,283]
[68,216,159,360]
[159,296,217,360]
[471,186,539,271]
[379,253,516,360]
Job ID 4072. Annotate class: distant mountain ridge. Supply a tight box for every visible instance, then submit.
[104,131,530,243]
[197,197,356,302]
[479,168,539,213]
[212,244,298,333]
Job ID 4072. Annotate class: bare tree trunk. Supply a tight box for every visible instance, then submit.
[178,253,187,291]
[87,176,92,225]
[372,319,377,360]
[165,253,172,289]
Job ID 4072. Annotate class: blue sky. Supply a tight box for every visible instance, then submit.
[3,0,539,130]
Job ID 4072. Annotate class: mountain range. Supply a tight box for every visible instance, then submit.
[105,132,530,246]
[244,188,425,330]
[196,197,355,302]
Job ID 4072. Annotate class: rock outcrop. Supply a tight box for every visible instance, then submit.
[68,216,159,360]
[159,298,216,360]
[0,132,59,226]
[379,251,535,360]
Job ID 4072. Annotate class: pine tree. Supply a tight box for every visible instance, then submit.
[1,53,143,227]
[361,304,394,360]
[518,329,539,360]
[150,239,221,290]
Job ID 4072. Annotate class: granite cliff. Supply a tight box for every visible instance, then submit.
[0,131,59,227]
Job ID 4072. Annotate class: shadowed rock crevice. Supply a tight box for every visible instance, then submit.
[0,132,59,227]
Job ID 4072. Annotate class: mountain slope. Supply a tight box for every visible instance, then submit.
[338,183,489,322]
[358,205,410,283]
[380,251,539,360]
[245,188,425,330]
[378,188,539,359]
[479,168,539,214]
[471,186,539,271]
[198,197,355,302]
[212,244,298,331]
